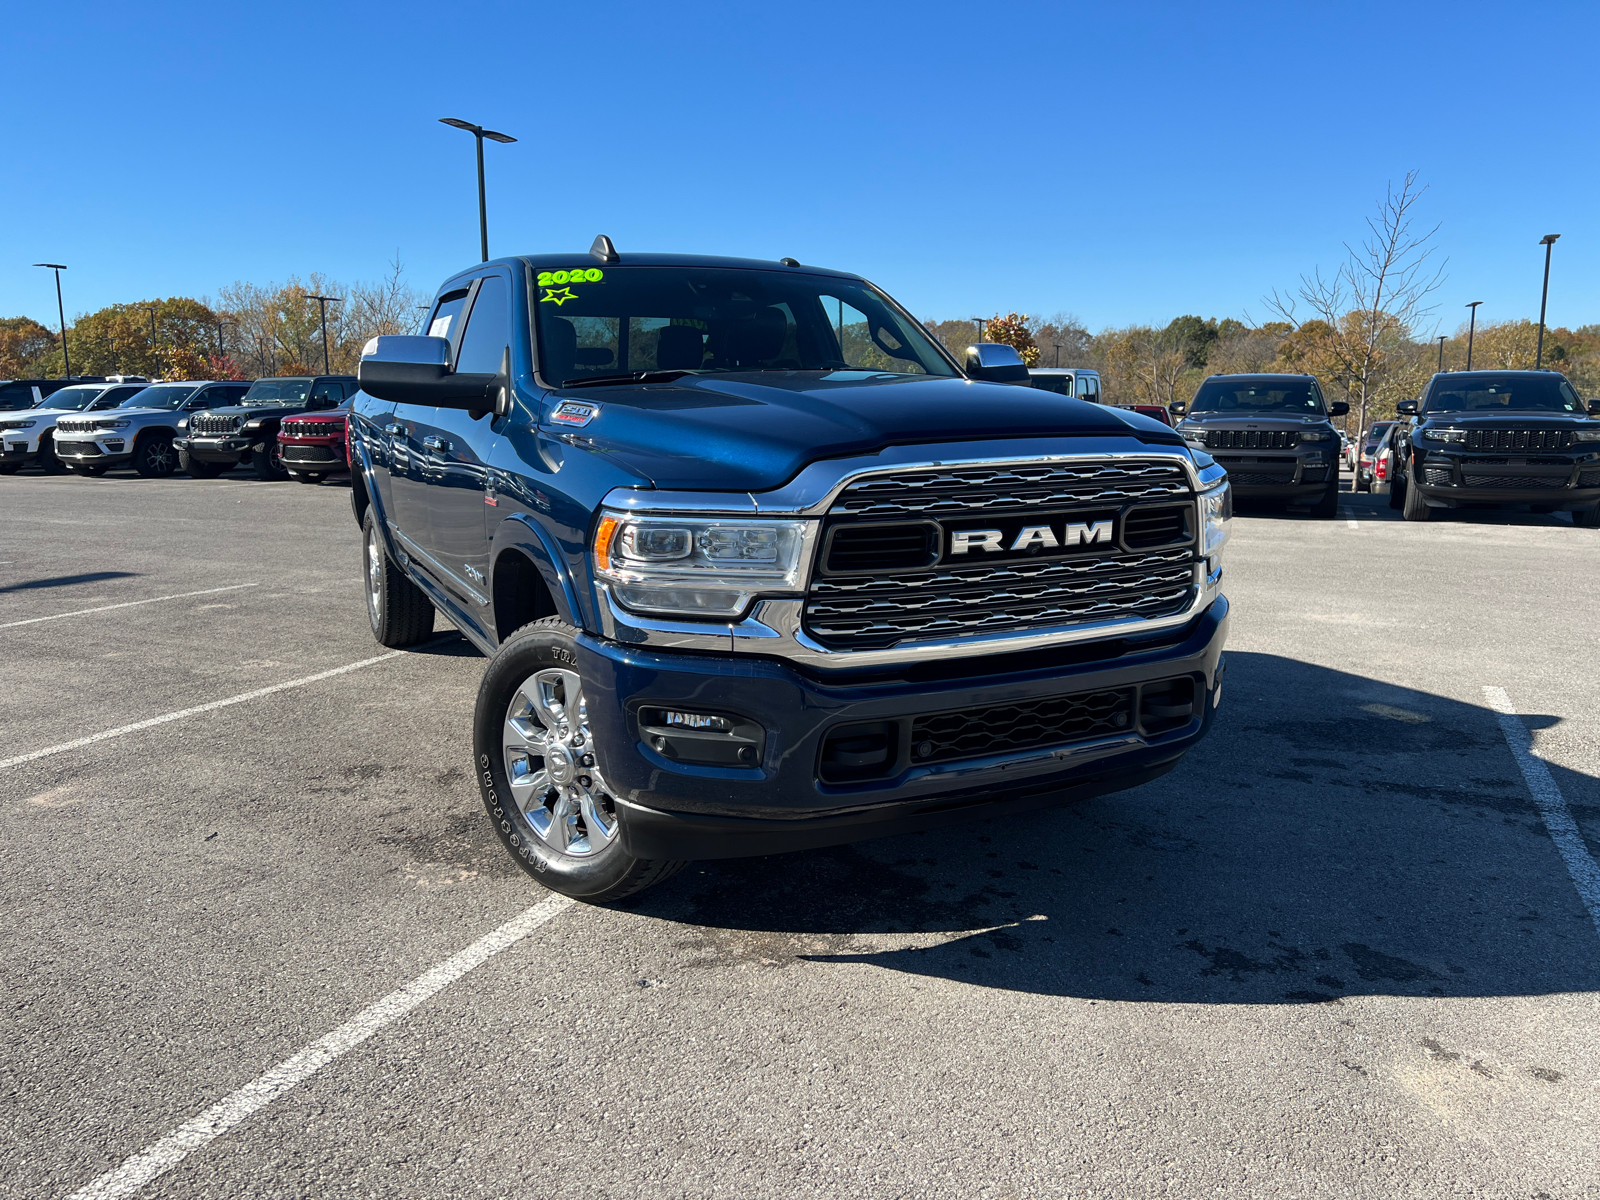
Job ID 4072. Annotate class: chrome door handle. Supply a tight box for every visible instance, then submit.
[384,423,405,436]
[422,436,451,452]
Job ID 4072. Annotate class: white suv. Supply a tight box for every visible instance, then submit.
[0,381,152,474]
[54,380,251,477]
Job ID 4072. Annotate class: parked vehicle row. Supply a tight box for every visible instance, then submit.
[0,375,355,481]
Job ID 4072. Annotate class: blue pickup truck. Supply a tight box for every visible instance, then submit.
[351,238,1231,901]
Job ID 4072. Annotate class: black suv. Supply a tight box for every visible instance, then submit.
[1391,370,1600,524]
[349,241,1232,901]
[174,375,357,480]
[1170,374,1348,517]
[0,379,88,411]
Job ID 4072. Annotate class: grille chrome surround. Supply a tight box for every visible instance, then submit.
[281,418,345,439]
[1461,427,1575,451]
[189,413,244,435]
[828,459,1190,518]
[1205,429,1294,450]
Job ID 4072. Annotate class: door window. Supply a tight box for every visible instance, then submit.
[428,290,470,340]
[455,276,510,375]
[818,296,930,374]
[309,381,344,407]
[1076,375,1100,402]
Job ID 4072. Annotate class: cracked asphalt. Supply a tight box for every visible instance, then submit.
[3,466,1599,1198]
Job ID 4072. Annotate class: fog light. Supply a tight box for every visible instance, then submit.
[662,710,731,731]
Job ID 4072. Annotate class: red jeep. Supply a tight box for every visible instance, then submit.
[277,406,350,484]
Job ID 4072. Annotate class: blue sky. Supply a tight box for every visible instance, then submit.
[4,0,1596,335]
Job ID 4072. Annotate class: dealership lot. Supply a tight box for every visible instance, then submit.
[4,475,1599,1198]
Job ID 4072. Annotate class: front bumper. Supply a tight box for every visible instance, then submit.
[279,439,349,472]
[1211,453,1333,499]
[581,597,1229,859]
[54,438,132,465]
[1413,451,1600,508]
[175,435,253,463]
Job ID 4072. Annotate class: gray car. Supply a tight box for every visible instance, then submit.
[54,380,250,477]
[1170,374,1349,518]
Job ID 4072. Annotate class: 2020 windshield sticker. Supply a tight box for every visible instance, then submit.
[537,268,604,287]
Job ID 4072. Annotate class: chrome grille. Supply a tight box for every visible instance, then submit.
[189,413,243,435]
[56,417,96,433]
[1462,428,1574,451]
[282,418,344,438]
[804,457,1198,651]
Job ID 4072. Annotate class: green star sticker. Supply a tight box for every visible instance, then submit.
[540,287,578,306]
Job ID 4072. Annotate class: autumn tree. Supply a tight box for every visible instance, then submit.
[982,312,1040,366]
[1267,171,1445,439]
[0,316,56,378]
[1029,313,1093,367]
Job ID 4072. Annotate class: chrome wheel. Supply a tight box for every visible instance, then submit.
[365,525,383,628]
[502,668,619,857]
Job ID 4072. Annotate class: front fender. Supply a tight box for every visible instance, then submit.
[491,511,583,628]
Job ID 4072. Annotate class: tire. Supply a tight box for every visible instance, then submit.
[37,433,66,475]
[134,434,178,478]
[180,449,229,479]
[251,441,289,482]
[1574,505,1600,528]
[363,507,434,648]
[293,471,325,485]
[1401,467,1431,521]
[1311,481,1338,518]
[67,463,108,476]
[1355,476,1369,493]
[474,617,687,903]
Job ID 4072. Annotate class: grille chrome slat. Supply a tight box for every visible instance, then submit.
[1205,429,1293,450]
[1462,427,1575,451]
[189,413,243,436]
[803,458,1199,651]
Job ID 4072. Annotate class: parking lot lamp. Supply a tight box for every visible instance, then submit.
[439,118,518,263]
[101,335,116,373]
[1052,342,1062,367]
[143,304,160,369]
[32,264,71,379]
[1536,234,1560,369]
[1436,335,1446,371]
[215,317,236,362]
[970,316,985,345]
[1465,301,1483,371]
[305,295,343,375]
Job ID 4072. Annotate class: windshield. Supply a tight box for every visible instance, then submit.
[1424,373,1585,414]
[1364,421,1394,449]
[1190,378,1325,415]
[241,379,312,405]
[530,265,958,386]
[119,383,201,410]
[1029,374,1073,396]
[38,386,108,411]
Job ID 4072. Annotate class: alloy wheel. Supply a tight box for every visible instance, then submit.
[502,668,619,857]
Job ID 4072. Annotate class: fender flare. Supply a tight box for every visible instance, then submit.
[491,512,582,629]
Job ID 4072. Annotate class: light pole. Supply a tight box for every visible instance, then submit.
[439,117,517,263]
[214,317,236,363]
[1436,335,1446,372]
[33,264,71,379]
[1052,342,1062,367]
[970,316,985,345]
[1536,233,1560,369]
[143,304,160,371]
[101,335,117,373]
[1465,301,1483,371]
[305,295,343,375]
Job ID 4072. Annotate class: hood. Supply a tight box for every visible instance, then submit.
[1178,412,1332,430]
[2,406,82,422]
[552,371,1179,491]
[200,404,308,420]
[1418,411,1596,427]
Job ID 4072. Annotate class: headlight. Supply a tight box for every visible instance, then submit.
[4,420,37,429]
[1199,482,1231,558]
[1297,429,1336,443]
[594,511,814,617]
[1574,429,1600,442]
[104,420,131,429]
[1422,426,1466,443]
[1178,424,1206,448]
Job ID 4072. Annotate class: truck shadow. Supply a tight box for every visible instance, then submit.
[626,651,1600,1003]
[0,570,139,594]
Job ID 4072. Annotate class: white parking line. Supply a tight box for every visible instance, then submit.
[62,893,575,1200]
[0,584,259,630]
[1483,685,1600,938]
[0,651,403,770]
[1339,507,1359,529]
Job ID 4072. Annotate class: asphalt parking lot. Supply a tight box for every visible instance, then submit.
[4,468,1600,1199]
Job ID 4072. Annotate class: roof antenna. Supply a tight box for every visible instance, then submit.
[780,257,800,267]
[590,234,619,263]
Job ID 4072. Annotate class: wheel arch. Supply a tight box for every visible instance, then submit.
[491,514,582,640]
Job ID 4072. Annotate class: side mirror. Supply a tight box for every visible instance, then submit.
[358,335,498,408]
[1587,398,1600,416]
[964,343,1029,385]
[1396,399,1418,416]
[1329,400,1349,416]
[1168,400,1187,416]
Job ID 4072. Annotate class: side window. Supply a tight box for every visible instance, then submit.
[309,381,343,409]
[96,387,137,409]
[428,289,470,341]
[187,389,213,409]
[455,276,510,375]
[820,295,928,375]
[1077,376,1099,402]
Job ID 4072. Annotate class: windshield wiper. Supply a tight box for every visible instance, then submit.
[561,369,702,389]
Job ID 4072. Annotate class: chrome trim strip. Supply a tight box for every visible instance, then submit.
[389,521,489,607]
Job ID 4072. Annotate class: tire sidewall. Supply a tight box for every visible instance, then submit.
[473,622,641,898]
[362,510,387,637]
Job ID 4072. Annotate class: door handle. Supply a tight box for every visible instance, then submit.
[422,436,452,452]
[384,423,405,436]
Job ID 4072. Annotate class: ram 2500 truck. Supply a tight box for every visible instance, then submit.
[351,240,1231,902]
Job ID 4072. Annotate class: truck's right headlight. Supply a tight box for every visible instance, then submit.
[1199,481,1231,558]
[594,511,815,618]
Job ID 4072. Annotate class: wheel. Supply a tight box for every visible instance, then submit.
[1355,476,1369,493]
[180,449,229,479]
[251,441,289,482]
[1310,481,1338,518]
[363,507,434,647]
[474,617,687,903]
[293,471,325,484]
[1401,467,1430,521]
[1572,505,1600,528]
[67,463,108,476]
[134,434,178,478]
[37,434,66,475]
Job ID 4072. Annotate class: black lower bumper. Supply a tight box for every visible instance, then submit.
[175,436,251,464]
